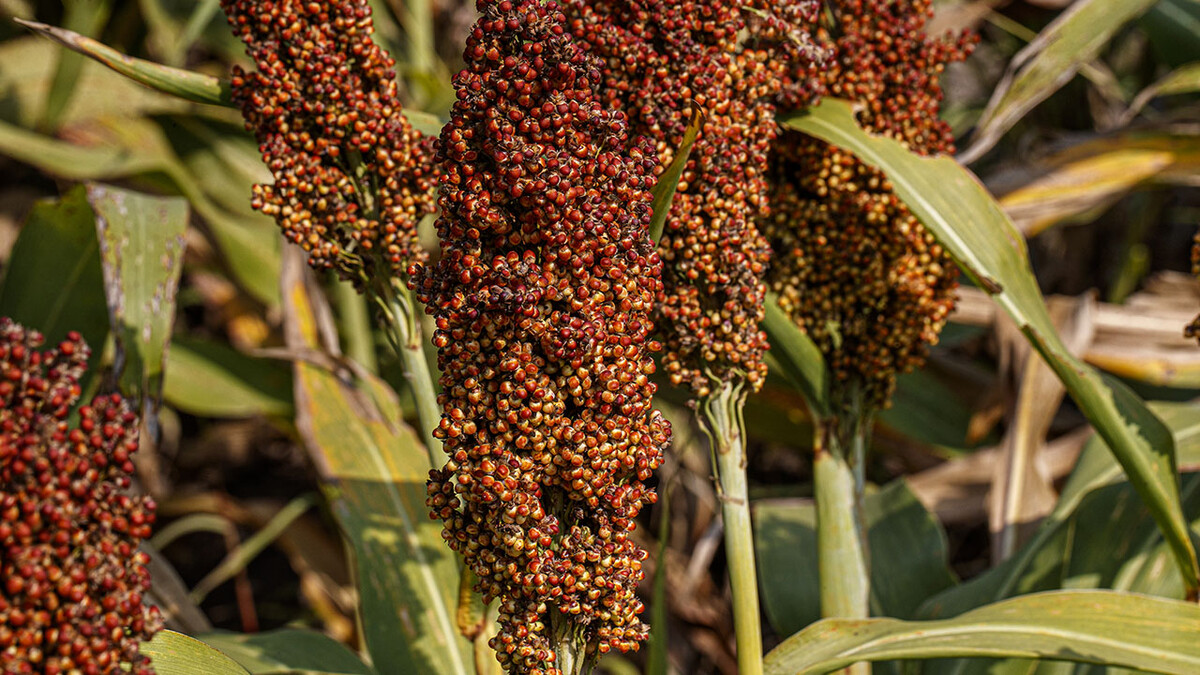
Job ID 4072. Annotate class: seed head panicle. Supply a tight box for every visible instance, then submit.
[564,0,821,398]
[765,0,974,410]
[0,319,160,674]
[410,0,670,671]
[221,0,438,289]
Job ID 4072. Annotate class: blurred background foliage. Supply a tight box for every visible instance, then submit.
[0,0,1199,673]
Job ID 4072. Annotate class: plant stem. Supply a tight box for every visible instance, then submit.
[814,413,871,675]
[333,277,378,373]
[701,379,763,675]
[372,277,441,465]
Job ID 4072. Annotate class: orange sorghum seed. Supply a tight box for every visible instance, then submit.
[410,0,670,671]
[0,318,160,674]
[220,0,438,289]
[564,0,821,398]
[764,0,975,410]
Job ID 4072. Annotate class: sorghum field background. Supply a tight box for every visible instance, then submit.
[1,0,1199,673]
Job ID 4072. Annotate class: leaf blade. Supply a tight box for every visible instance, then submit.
[764,591,1200,675]
[282,262,471,674]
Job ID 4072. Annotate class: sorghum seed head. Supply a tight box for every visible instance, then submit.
[564,0,821,398]
[0,318,160,674]
[221,0,439,289]
[411,0,669,670]
[764,0,974,411]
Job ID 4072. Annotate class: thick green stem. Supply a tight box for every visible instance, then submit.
[702,380,763,675]
[372,278,441,465]
[333,277,378,373]
[814,415,871,675]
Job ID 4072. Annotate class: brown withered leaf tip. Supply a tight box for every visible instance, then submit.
[411,0,670,671]
[765,0,975,411]
[221,0,439,290]
[0,319,160,674]
[565,0,822,399]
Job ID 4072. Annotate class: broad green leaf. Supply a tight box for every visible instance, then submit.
[15,18,231,106]
[881,369,980,452]
[0,35,194,127]
[920,401,1200,627]
[0,117,159,178]
[86,184,188,407]
[283,266,472,674]
[0,115,281,306]
[198,629,376,675]
[164,337,293,418]
[961,0,1159,163]
[649,103,703,244]
[764,591,1200,675]
[762,292,830,417]
[0,186,108,364]
[781,98,1198,597]
[143,630,250,675]
[1124,62,1200,121]
[926,472,1200,675]
[41,0,112,129]
[756,479,955,637]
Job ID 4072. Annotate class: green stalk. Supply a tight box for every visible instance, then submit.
[371,277,441,465]
[333,277,378,374]
[813,412,871,675]
[701,379,762,675]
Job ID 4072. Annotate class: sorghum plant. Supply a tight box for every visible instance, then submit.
[220,0,444,447]
[763,0,973,645]
[766,0,974,416]
[562,2,819,671]
[413,0,669,671]
[0,319,160,674]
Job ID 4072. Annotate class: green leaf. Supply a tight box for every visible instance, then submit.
[41,0,113,130]
[143,630,250,675]
[961,0,1159,163]
[198,629,377,674]
[1124,61,1200,121]
[87,183,189,406]
[0,35,197,128]
[762,292,830,417]
[764,591,1200,675]
[1140,0,1200,67]
[919,401,1200,627]
[0,186,108,364]
[14,18,447,141]
[164,337,293,418]
[283,268,472,675]
[924,471,1200,675]
[781,98,1199,598]
[755,479,956,637]
[648,103,703,244]
[0,115,281,306]
[0,117,159,178]
[15,18,232,106]
[881,369,980,451]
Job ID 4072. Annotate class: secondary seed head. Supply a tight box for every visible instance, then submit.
[765,0,974,411]
[0,318,160,674]
[222,0,439,289]
[565,0,821,398]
